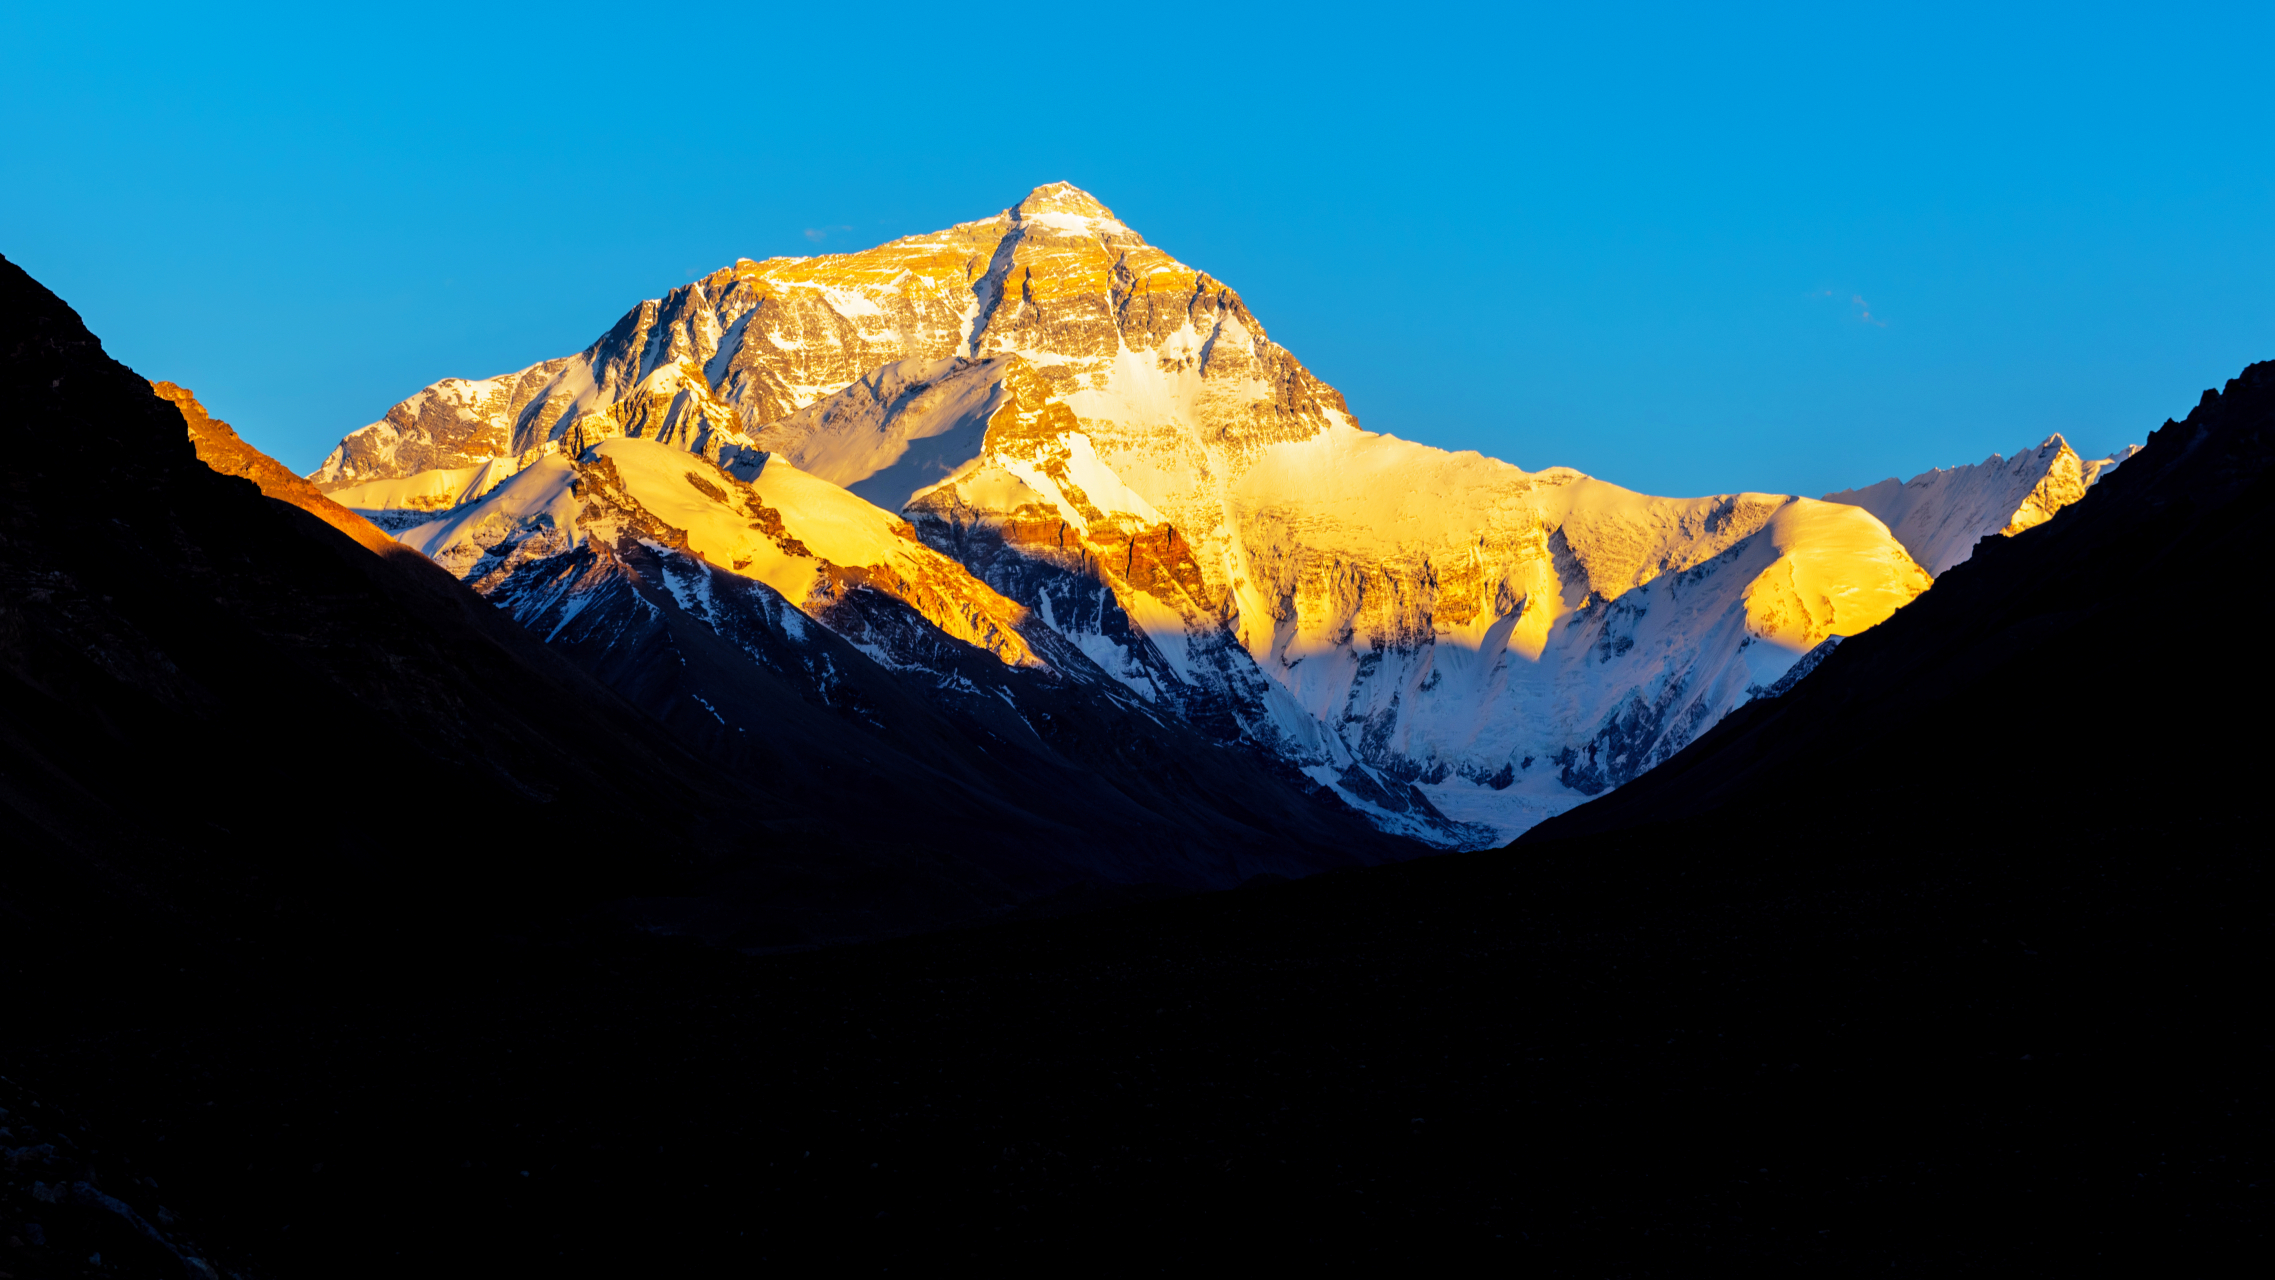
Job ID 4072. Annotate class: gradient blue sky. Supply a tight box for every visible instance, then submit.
[4,2,2269,497]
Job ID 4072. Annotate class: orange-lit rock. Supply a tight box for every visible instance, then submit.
[156,380,399,555]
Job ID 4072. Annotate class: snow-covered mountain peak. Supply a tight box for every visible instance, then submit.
[2083,443,2142,483]
[311,185,1344,500]
[1824,432,2141,577]
[314,189,2064,845]
[1011,181,1124,231]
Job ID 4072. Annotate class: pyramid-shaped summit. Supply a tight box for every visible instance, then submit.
[1014,181,1117,222]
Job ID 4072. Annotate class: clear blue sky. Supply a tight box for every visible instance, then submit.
[4,2,2269,497]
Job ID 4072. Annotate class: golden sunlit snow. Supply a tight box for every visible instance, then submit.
[310,184,2122,843]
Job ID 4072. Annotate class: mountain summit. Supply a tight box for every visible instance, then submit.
[1825,434,2138,576]
[1014,180,1121,222]
[308,189,2118,841]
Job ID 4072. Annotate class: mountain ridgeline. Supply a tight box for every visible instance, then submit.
[312,183,2135,846]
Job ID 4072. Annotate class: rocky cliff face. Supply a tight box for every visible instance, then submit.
[316,183,2129,843]
[311,358,573,490]
[312,183,1347,490]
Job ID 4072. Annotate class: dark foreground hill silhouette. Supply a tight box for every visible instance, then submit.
[3,260,2265,1274]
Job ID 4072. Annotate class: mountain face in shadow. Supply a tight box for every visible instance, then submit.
[0,256,762,946]
[1523,361,2275,847]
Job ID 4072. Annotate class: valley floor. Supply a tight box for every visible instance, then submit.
[5,802,2262,1275]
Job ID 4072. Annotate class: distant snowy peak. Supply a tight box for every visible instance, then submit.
[2083,443,2142,484]
[1824,434,2141,576]
[1011,180,1130,230]
[310,358,571,492]
[322,360,760,522]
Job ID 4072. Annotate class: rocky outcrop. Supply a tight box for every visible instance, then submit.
[0,1075,235,1278]
[309,357,572,489]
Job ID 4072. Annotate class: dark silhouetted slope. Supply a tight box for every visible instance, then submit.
[155,377,403,554]
[0,257,773,947]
